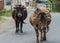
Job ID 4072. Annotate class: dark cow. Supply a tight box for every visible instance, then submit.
[12,5,27,33]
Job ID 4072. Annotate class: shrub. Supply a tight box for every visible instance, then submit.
[55,2,60,11]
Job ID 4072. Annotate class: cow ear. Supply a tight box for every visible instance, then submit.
[13,7,16,11]
[34,8,40,14]
[36,8,40,11]
[47,8,51,13]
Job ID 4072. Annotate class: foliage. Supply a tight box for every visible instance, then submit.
[52,0,60,12]
[0,9,12,17]
[48,0,60,12]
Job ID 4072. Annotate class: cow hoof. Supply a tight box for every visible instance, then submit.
[40,39,43,42]
[20,31,23,33]
[16,29,19,33]
[36,40,39,43]
[43,38,46,41]
[23,22,26,24]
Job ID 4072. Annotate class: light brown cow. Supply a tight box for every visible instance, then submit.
[29,7,51,43]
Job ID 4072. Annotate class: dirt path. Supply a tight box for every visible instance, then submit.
[0,17,15,34]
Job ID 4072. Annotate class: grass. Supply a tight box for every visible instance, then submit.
[0,17,5,22]
[0,9,12,22]
[3,10,12,17]
[0,9,12,17]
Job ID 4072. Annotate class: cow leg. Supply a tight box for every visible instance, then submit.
[23,20,26,24]
[35,28,39,43]
[43,27,46,41]
[47,25,49,32]
[39,29,43,42]
[15,21,19,33]
[47,21,51,32]
[20,18,23,33]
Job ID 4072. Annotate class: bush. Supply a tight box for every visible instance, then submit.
[52,0,60,12]
[56,2,60,11]
[48,0,60,12]
[52,2,60,12]
[6,2,11,5]
[0,9,6,16]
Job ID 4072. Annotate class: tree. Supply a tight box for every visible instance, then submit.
[32,0,37,8]
[49,0,53,3]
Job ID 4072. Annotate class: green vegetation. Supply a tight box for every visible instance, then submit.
[52,0,60,12]
[0,9,12,17]
[0,17,5,22]
[48,0,60,12]
[0,9,12,21]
